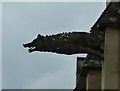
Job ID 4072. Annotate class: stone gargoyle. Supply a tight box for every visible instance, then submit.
[23,29,104,59]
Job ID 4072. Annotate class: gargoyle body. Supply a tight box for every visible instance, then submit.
[23,30,104,59]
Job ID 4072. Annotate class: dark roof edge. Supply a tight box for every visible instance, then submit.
[91,2,120,31]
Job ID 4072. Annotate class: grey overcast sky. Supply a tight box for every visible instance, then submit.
[2,2,105,89]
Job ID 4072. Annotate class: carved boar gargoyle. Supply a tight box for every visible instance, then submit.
[23,30,104,59]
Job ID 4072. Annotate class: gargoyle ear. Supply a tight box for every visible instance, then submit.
[37,34,41,38]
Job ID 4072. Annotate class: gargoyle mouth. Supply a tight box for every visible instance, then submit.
[23,44,36,53]
[28,46,36,53]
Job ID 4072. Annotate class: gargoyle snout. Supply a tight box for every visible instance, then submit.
[23,44,28,48]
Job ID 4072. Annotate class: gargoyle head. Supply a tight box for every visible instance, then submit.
[23,34,44,53]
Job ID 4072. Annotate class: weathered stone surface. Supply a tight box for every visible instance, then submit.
[91,2,120,30]
[73,55,103,91]
[23,30,104,59]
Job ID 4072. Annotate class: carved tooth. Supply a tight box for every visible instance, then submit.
[33,47,35,49]
[30,47,35,49]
